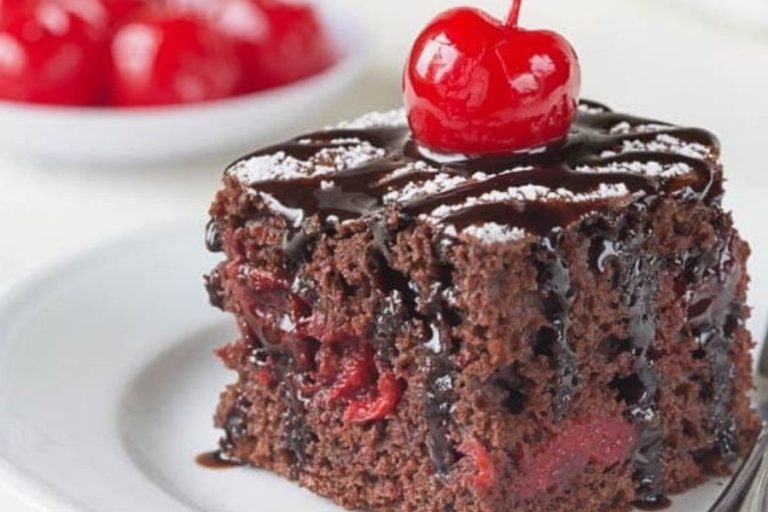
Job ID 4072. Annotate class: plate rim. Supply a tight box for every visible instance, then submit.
[0,222,202,512]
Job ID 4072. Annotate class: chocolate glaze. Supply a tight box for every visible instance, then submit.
[683,234,743,461]
[422,254,461,477]
[280,373,317,473]
[206,219,223,253]
[369,219,460,475]
[369,222,413,363]
[626,250,666,509]
[590,237,621,273]
[586,208,669,508]
[534,232,578,421]
[204,266,225,310]
[231,101,720,258]
[424,348,457,476]
[220,394,251,456]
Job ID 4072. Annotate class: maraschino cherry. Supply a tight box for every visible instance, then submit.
[403,0,581,155]
[0,0,108,105]
[110,7,241,107]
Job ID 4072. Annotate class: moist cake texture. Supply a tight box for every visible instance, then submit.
[204,101,761,512]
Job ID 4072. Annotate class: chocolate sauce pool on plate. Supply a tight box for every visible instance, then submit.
[195,451,243,470]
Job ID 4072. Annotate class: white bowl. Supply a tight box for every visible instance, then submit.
[0,4,368,167]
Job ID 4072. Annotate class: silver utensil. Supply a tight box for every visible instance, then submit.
[708,336,768,512]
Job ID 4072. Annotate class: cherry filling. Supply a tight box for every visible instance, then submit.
[319,341,377,403]
[225,261,293,315]
[344,371,403,423]
[458,439,498,491]
[514,416,637,499]
[222,261,403,423]
[313,333,403,423]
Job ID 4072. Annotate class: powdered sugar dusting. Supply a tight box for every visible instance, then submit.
[333,109,407,130]
[578,103,608,114]
[578,160,693,178]
[601,122,713,161]
[376,161,438,186]
[427,183,631,221]
[228,141,385,183]
[609,122,672,135]
[613,134,712,160]
[382,169,517,204]
[298,137,367,145]
[461,223,528,244]
[228,152,309,183]
[384,173,468,203]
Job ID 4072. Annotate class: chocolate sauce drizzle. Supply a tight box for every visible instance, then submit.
[424,237,469,476]
[195,450,243,469]
[370,219,461,475]
[684,235,743,462]
[204,265,225,310]
[624,248,666,509]
[587,207,670,509]
[424,344,457,476]
[369,222,412,364]
[280,374,317,473]
[232,101,720,253]
[205,219,223,253]
[534,233,578,421]
[220,393,251,457]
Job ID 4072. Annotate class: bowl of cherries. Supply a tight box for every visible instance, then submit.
[0,0,367,165]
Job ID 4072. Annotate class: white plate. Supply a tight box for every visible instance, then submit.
[0,186,767,512]
[0,3,368,167]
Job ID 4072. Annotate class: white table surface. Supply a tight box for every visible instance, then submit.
[1,0,767,509]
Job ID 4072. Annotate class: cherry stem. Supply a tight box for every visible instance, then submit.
[505,0,522,27]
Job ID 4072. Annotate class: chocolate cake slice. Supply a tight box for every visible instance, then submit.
[204,101,760,512]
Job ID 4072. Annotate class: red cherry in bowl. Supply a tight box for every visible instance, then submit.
[170,0,336,93]
[110,7,240,107]
[403,0,580,154]
[0,0,107,105]
[58,0,110,34]
[244,0,336,91]
[101,0,150,27]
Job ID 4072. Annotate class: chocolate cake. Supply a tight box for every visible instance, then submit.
[203,101,761,511]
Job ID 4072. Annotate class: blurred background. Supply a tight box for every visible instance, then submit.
[0,0,766,509]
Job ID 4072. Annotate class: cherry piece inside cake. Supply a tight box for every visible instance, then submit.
[203,2,760,511]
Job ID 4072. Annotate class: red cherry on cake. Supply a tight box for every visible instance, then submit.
[403,0,581,154]
[110,6,240,106]
[0,0,107,105]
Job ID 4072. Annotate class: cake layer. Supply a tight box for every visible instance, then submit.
[205,102,760,512]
